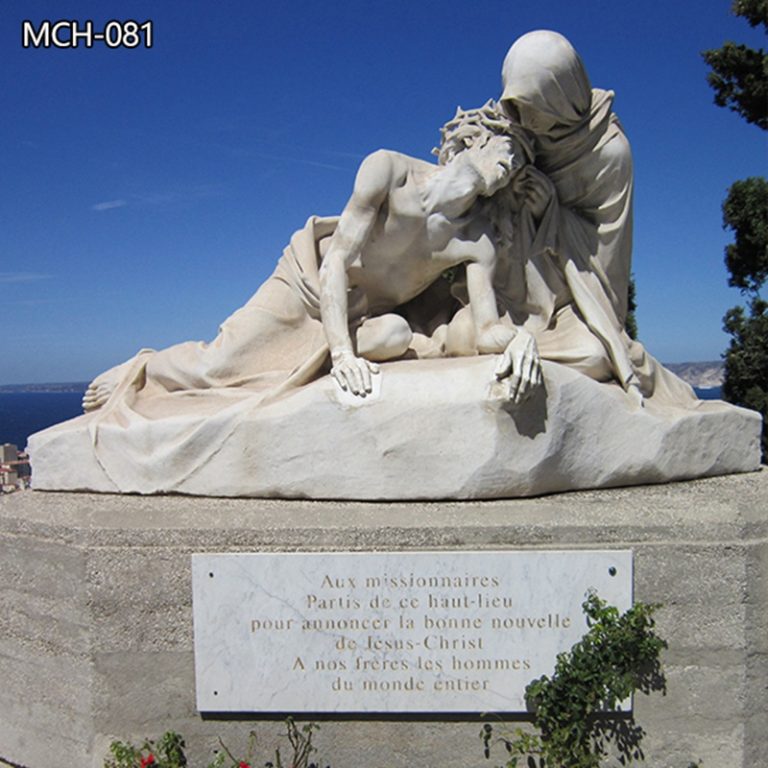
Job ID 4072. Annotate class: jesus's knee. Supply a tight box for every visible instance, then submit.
[356,314,413,361]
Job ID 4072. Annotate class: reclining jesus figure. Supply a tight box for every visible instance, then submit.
[83,107,544,415]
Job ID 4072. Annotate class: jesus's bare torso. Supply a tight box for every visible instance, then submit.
[335,151,495,318]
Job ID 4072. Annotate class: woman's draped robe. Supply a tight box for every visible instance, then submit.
[495,30,695,404]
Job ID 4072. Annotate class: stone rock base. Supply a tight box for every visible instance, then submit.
[28,358,762,498]
[1,473,766,767]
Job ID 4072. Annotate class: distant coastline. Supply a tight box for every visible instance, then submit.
[0,362,725,395]
[663,361,724,389]
[0,382,88,394]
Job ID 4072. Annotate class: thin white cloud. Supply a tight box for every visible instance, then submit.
[0,272,52,284]
[133,184,225,207]
[91,199,127,211]
[200,138,351,172]
[232,147,349,172]
[8,298,77,307]
[132,191,176,205]
[90,185,223,212]
[322,148,366,160]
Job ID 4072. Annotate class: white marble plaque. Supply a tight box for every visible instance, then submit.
[192,550,632,712]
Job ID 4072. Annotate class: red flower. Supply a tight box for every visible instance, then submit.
[239,762,251,768]
[140,755,155,768]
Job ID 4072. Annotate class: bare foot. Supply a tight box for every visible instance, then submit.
[82,360,136,412]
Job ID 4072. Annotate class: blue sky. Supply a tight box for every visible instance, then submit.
[1,0,765,384]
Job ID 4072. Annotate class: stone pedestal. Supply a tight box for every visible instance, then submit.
[1,470,766,767]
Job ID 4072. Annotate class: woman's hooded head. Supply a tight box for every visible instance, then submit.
[501,30,592,131]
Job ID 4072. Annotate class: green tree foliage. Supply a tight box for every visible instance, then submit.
[701,1,768,129]
[733,0,768,26]
[723,297,768,457]
[704,1,768,459]
[624,275,638,340]
[722,177,768,292]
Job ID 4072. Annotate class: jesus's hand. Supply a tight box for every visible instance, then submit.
[494,329,543,405]
[330,349,380,397]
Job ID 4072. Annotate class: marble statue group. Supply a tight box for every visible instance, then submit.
[30,31,761,498]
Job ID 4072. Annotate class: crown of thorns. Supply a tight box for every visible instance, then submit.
[434,100,532,165]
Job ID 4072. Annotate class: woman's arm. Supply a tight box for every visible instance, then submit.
[461,220,544,405]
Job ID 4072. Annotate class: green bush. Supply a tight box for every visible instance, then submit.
[481,592,668,768]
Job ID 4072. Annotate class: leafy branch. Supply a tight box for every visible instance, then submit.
[482,592,668,768]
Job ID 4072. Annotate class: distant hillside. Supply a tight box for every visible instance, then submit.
[0,382,88,394]
[664,361,724,389]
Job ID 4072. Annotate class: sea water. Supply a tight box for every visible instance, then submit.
[0,391,85,449]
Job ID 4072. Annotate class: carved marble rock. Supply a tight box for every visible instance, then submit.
[29,357,761,499]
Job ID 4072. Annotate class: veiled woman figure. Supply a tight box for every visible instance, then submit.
[495,29,694,404]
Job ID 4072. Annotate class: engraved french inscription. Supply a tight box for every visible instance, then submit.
[192,550,632,712]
